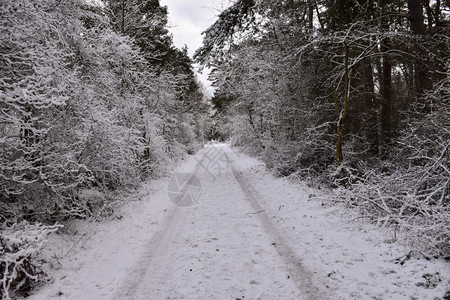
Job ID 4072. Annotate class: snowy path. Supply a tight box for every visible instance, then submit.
[30,144,449,300]
[113,146,321,299]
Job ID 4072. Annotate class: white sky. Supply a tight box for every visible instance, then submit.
[160,0,228,98]
[160,0,226,56]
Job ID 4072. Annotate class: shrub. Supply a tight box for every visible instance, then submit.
[0,222,62,299]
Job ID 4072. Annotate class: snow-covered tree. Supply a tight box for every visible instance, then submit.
[196,0,450,256]
[1,0,208,295]
[0,0,90,220]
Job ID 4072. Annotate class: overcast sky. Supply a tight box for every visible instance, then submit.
[160,0,228,97]
[160,0,226,56]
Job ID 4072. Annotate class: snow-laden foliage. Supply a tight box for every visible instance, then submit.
[194,0,257,66]
[0,0,206,299]
[0,0,90,220]
[1,0,207,294]
[351,79,449,257]
[0,222,62,300]
[200,1,449,257]
[210,36,335,177]
[1,0,206,222]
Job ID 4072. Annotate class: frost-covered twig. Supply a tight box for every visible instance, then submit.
[0,222,62,300]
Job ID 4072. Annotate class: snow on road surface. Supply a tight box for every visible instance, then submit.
[30,144,449,300]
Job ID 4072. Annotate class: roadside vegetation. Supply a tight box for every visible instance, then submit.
[0,0,209,298]
[196,0,449,260]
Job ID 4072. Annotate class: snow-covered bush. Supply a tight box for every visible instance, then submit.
[0,222,62,299]
[0,0,89,220]
[342,80,450,257]
[0,0,200,221]
[76,112,141,190]
[1,0,207,224]
[343,165,449,257]
[139,112,173,178]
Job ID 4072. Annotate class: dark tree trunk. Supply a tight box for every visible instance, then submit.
[407,0,433,96]
[336,43,350,165]
[308,0,314,29]
[380,38,392,152]
[408,0,426,33]
[361,57,379,155]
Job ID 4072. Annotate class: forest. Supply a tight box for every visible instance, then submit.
[0,0,208,297]
[0,0,449,298]
[195,0,449,258]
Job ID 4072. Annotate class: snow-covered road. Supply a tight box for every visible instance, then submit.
[30,144,449,300]
[113,145,321,299]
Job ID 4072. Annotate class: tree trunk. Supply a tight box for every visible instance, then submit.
[336,43,350,165]
[308,0,314,29]
[380,38,392,152]
[407,0,432,96]
[361,57,379,155]
[408,0,426,33]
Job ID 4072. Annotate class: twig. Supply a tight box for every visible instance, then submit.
[246,210,265,215]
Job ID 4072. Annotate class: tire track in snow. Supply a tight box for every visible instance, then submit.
[225,151,329,300]
[114,147,327,299]
[113,155,207,299]
[112,204,179,299]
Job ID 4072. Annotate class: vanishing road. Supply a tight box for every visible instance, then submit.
[113,144,327,299]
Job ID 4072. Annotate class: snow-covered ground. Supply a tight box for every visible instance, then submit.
[29,144,449,299]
